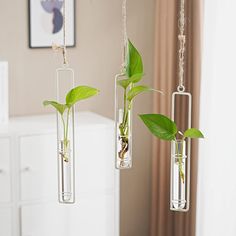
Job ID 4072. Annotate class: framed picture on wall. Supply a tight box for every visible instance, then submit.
[28,0,76,48]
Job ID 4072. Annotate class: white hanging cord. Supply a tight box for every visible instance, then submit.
[121,0,128,72]
[177,0,186,92]
[62,0,68,65]
[52,0,68,65]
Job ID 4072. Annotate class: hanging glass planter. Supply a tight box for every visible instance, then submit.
[43,0,98,204]
[140,110,204,212]
[115,74,132,169]
[114,0,163,169]
[56,65,75,204]
[170,91,192,212]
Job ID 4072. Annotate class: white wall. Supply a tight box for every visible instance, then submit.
[197,1,236,235]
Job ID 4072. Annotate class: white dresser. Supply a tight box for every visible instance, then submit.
[0,112,119,236]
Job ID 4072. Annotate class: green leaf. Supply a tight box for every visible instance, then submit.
[66,86,99,107]
[139,114,177,140]
[117,79,132,89]
[117,73,144,89]
[129,73,144,83]
[127,85,162,102]
[126,40,143,77]
[43,101,67,115]
[184,128,204,139]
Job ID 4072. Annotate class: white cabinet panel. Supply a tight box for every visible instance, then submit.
[75,127,115,194]
[21,195,115,236]
[21,204,67,236]
[0,207,12,236]
[70,195,115,236]
[0,138,11,202]
[20,134,58,201]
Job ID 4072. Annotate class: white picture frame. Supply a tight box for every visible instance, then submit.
[29,0,75,48]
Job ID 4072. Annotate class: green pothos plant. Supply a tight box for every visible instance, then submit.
[117,40,162,160]
[43,86,99,162]
[139,114,204,182]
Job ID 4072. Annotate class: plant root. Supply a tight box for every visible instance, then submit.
[118,136,129,159]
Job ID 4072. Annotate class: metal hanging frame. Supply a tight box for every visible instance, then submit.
[170,91,192,212]
[170,0,193,212]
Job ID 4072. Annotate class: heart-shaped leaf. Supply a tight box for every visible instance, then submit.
[126,40,143,77]
[184,128,204,139]
[139,114,177,140]
[127,85,162,102]
[66,86,99,107]
[117,73,144,89]
[117,79,132,89]
[129,73,144,83]
[43,101,67,115]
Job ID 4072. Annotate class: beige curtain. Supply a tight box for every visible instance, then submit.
[151,0,202,236]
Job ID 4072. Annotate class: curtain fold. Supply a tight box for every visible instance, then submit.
[151,0,202,236]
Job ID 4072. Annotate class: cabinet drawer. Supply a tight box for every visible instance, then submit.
[0,138,11,202]
[0,207,12,236]
[20,134,57,201]
[21,195,115,236]
[68,195,115,236]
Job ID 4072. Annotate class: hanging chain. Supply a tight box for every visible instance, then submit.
[177,0,186,92]
[52,0,68,65]
[121,0,128,73]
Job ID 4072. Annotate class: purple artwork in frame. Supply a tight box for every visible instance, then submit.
[29,0,76,48]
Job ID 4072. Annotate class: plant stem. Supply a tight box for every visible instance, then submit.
[65,108,70,145]
[122,88,127,125]
[180,140,185,183]
[60,112,69,162]
[118,87,131,160]
[175,139,185,183]
[59,108,71,162]
[61,114,66,142]
[120,88,129,137]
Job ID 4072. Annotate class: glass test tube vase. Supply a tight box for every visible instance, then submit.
[170,139,189,211]
[56,66,75,204]
[115,74,132,169]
